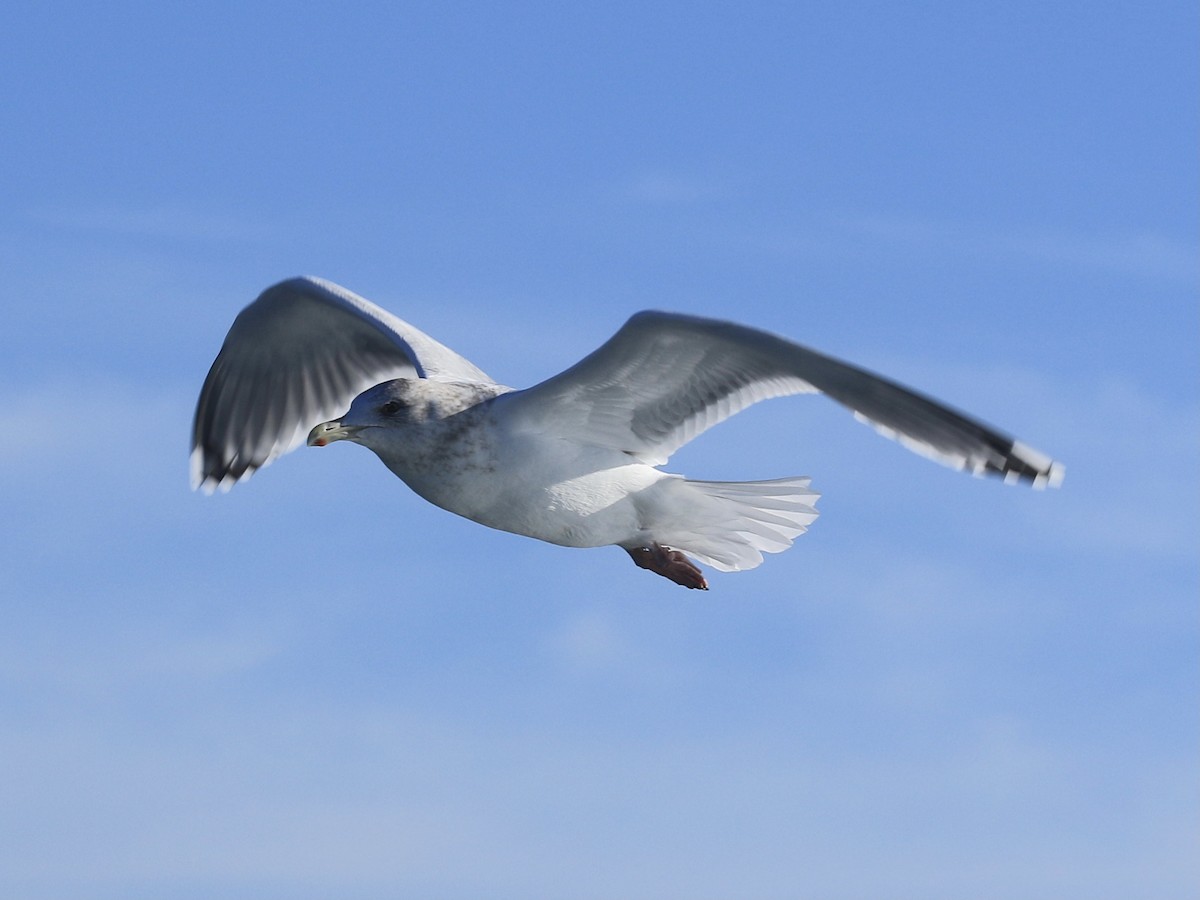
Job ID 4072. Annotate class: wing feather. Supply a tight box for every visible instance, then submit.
[498,310,1063,487]
[191,276,492,492]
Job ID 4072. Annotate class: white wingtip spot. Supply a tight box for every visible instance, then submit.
[1011,440,1066,489]
[189,446,209,494]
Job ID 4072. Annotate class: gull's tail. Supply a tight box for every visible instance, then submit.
[646,476,820,572]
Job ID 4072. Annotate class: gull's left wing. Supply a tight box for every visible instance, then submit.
[192,276,492,493]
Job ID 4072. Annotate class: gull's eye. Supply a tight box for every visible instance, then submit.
[380,400,403,416]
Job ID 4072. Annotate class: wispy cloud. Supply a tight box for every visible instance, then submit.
[611,170,734,205]
[839,212,1199,283]
[29,204,274,243]
[0,626,284,697]
[4,692,1194,898]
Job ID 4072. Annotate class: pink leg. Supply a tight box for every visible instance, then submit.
[625,543,709,590]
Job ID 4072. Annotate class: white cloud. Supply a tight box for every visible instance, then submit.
[3,695,1194,899]
[839,212,1199,283]
[29,204,274,243]
[611,170,733,206]
[1030,375,1200,561]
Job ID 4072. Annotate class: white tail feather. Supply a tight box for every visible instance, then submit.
[647,476,820,572]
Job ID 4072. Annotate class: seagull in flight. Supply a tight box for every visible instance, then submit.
[192,276,1063,589]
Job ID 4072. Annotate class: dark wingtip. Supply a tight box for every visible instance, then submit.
[996,440,1065,489]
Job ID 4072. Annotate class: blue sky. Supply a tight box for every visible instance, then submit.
[1,3,1196,898]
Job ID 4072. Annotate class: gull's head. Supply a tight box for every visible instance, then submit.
[307,379,417,448]
[307,377,504,450]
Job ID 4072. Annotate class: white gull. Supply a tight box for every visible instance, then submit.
[192,276,1064,589]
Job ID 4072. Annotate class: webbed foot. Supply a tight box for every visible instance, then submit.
[625,543,708,590]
